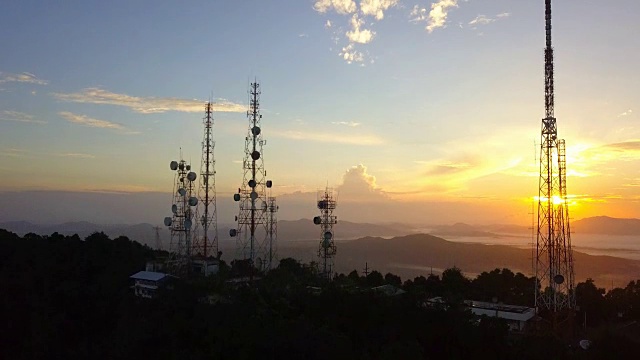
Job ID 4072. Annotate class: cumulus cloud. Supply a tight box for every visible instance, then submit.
[360,0,399,20]
[337,164,388,201]
[340,43,365,64]
[59,111,125,130]
[52,88,245,114]
[346,14,375,44]
[0,110,47,124]
[426,0,458,33]
[0,71,48,85]
[313,0,357,14]
[618,109,633,117]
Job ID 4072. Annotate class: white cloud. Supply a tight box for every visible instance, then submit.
[340,43,365,64]
[618,109,633,117]
[0,71,48,85]
[332,121,361,127]
[409,5,428,23]
[272,129,383,145]
[346,13,375,44]
[299,33,309,38]
[469,15,494,26]
[0,110,46,124]
[426,0,459,33]
[360,0,399,20]
[52,88,245,114]
[496,12,510,18]
[313,0,357,14]
[59,111,125,130]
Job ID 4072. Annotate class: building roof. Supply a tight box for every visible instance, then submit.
[130,271,168,281]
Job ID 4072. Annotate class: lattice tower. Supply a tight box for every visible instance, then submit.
[192,102,219,259]
[314,187,337,281]
[164,158,198,276]
[535,0,575,313]
[230,82,275,272]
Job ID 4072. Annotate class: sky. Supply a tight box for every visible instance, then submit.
[1,0,639,226]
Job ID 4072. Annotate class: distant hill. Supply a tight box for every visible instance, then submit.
[277,219,410,241]
[251,233,640,287]
[572,216,640,235]
[429,222,501,237]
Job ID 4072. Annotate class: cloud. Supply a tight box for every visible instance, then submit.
[603,140,640,152]
[496,12,510,18]
[346,13,375,44]
[272,129,384,145]
[360,0,399,20]
[0,110,47,124]
[59,111,125,130]
[618,109,633,117]
[313,0,357,14]
[325,20,332,28]
[299,33,309,38]
[332,121,361,127]
[0,71,48,85]
[52,88,245,114]
[424,160,474,176]
[337,164,388,201]
[425,0,458,33]
[57,153,96,159]
[340,43,365,64]
[469,15,494,26]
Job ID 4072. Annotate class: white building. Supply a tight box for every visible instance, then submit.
[130,271,174,298]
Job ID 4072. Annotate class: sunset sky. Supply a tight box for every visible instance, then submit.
[1,0,639,225]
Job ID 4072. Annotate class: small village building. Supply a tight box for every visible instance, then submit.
[130,271,174,298]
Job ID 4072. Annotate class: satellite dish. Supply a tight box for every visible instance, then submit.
[252,126,261,136]
[186,165,191,171]
[178,188,186,196]
[179,162,184,170]
[233,193,241,202]
[251,150,260,160]
[170,161,178,170]
[188,197,198,206]
[313,216,322,225]
[318,200,327,209]
[250,191,258,200]
[229,229,237,237]
[187,172,197,181]
[579,340,591,350]
[184,219,192,229]
[266,180,272,188]
[554,274,565,285]
[324,231,333,240]
[164,217,172,226]
[322,238,331,249]
[171,204,177,214]
[248,179,256,188]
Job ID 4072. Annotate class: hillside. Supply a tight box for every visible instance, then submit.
[573,216,640,235]
[254,233,640,287]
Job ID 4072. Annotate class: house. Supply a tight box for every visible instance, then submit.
[130,271,174,298]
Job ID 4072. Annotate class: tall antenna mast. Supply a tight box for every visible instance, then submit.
[164,158,198,276]
[314,187,337,281]
[193,102,218,259]
[535,0,575,319]
[230,81,276,273]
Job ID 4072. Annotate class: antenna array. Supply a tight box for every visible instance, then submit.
[314,187,337,281]
[164,158,199,276]
[230,82,276,272]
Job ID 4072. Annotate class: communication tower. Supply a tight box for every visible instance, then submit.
[266,195,278,269]
[230,82,276,272]
[535,0,575,316]
[314,187,337,281]
[192,102,218,259]
[163,158,199,276]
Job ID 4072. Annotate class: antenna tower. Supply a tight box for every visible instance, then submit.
[164,158,198,276]
[230,82,276,272]
[267,194,278,269]
[192,102,218,259]
[314,187,337,281]
[535,0,575,316]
